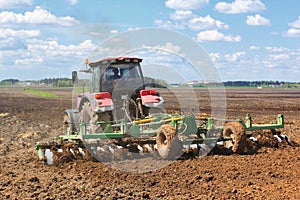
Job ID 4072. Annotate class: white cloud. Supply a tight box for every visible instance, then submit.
[246,14,270,26]
[26,39,96,57]
[249,45,260,50]
[0,38,15,49]
[10,39,96,69]
[127,27,141,31]
[289,16,300,29]
[170,10,194,21]
[160,42,182,53]
[154,19,185,30]
[67,0,78,5]
[15,56,43,65]
[215,0,266,14]
[165,0,209,10]
[0,28,40,38]
[287,28,300,37]
[269,54,289,60]
[0,6,79,27]
[286,17,300,37]
[210,51,246,63]
[0,0,33,9]
[263,53,291,68]
[189,15,229,30]
[197,30,241,42]
[90,31,102,36]
[154,19,171,28]
[110,30,119,34]
[210,47,300,81]
[209,52,220,63]
[156,13,229,32]
[224,51,245,62]
[142,42,182,55]
[265,46,289,52]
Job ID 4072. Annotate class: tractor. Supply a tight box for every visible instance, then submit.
[36,57,285,164]
[63,57,164,135]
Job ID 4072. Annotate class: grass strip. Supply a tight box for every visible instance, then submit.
[23,88,59,98]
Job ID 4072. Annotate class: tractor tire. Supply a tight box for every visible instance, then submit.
[95,111,112,132]
[63,113,75,135]
[80,101,111,134]
[156,124,182,160]
[80,101,99,134]
[222,122,247,154]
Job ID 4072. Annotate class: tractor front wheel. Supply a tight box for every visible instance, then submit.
[63,113,75,135]
[80,101,99,134]
[156,124,182,160]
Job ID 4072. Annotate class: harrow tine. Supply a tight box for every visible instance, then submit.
[44,149,53,165]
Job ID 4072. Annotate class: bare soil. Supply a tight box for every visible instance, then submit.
[0,86,299,199]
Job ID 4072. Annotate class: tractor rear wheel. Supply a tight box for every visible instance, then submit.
[222,122,247,154]
[156,124,181,159]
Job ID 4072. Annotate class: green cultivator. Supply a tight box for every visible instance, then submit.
[36,113,284,164]
[35,57,285,165]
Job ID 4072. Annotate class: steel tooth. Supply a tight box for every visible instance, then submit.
[37,141,96,165]
[81,143,112,162]
[78,147,85,157]
[44,149,54,165]
[108,146,114,154]
[137,145,144,155]
[97,146,105,152]
[69,148,75,157]
[39,139,165,164]
[142,144,155,153]
[41,141,161,164]
[92,145,113,162]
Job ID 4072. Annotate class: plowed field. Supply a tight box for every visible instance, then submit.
[0,86,299,199]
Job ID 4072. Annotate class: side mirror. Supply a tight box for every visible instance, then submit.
[72,71,78,84]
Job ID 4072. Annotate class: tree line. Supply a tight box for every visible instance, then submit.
[222,80,299,88]
[0,78,72,87]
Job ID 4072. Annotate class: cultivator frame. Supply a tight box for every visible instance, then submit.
[36,113,284,164]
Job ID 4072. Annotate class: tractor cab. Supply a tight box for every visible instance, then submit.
[88,57,144,95]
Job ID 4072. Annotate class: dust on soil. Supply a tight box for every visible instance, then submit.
[0,86,300,199]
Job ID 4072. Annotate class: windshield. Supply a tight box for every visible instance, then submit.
[102,63,142,81]
[100,63,144,92]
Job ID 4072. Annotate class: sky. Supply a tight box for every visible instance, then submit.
[0,0,299,82]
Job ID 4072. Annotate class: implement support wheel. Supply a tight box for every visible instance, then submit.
[156,124,181,159]
[222,122,247,154]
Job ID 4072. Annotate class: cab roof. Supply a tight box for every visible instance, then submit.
[89,57,142,68]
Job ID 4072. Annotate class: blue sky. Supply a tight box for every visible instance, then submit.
[0,0,299,82]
